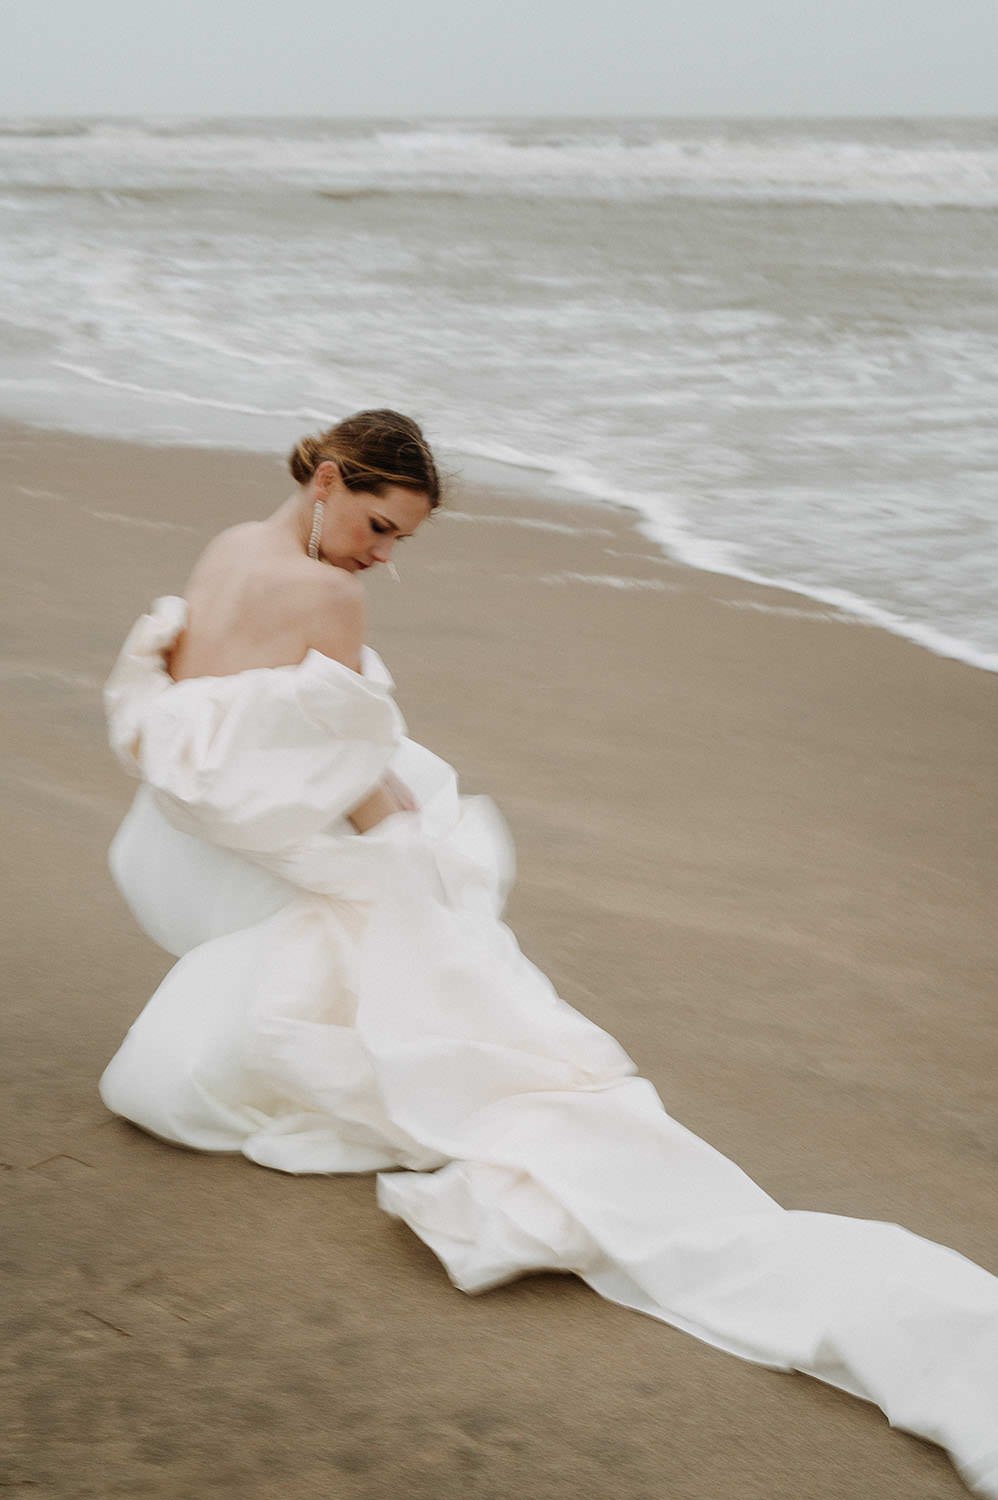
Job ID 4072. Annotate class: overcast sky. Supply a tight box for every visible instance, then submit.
[3,0,995,118]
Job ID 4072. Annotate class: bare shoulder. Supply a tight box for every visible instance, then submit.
[302,565,366,672]
[176,526,366,676]
[183,522,260,586]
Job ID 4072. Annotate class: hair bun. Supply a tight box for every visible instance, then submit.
[288,435,322,485]
[287,410,442,505]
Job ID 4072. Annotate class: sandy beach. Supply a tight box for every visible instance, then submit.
[3,418,996,1499]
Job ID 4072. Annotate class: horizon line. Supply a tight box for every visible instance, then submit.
[2,109,997,123]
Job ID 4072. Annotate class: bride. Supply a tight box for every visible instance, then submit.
[100,408,997,1497]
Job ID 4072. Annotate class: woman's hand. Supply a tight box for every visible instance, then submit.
[347,773,418,833]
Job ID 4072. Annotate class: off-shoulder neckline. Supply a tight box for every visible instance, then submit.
[144,595,393,693]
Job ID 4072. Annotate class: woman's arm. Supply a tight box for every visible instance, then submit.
[347,771,417,833]
[308,573,418,832]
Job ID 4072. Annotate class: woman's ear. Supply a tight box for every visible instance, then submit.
[313,459,341,499]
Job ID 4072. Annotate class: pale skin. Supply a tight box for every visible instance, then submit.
[166,459,433,834]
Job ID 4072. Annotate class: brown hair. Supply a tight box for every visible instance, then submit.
[288,409,442,506]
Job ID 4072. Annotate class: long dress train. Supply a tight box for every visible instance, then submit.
[99,597,998,1496]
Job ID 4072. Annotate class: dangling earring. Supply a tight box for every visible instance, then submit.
[307,498,324,561]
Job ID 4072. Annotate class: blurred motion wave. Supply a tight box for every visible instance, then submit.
[2,115,996,666]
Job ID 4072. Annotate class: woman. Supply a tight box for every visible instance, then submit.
[101,409,997,1497]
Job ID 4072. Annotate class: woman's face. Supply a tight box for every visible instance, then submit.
[312,461,432,573]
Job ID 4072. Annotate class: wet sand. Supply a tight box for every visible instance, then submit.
[2,420,995,1498]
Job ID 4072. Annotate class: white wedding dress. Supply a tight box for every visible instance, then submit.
[100,596,998,1496]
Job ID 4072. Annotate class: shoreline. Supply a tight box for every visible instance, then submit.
[3,418,996,1498]
[4,407,994,676]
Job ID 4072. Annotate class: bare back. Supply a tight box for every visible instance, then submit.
[167,522,364,682]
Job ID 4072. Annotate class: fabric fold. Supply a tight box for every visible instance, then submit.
[98,596,998,1499]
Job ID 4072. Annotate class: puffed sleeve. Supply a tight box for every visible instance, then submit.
[104,596,406,860]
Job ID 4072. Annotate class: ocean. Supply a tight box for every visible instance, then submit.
[1,115,996,668]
